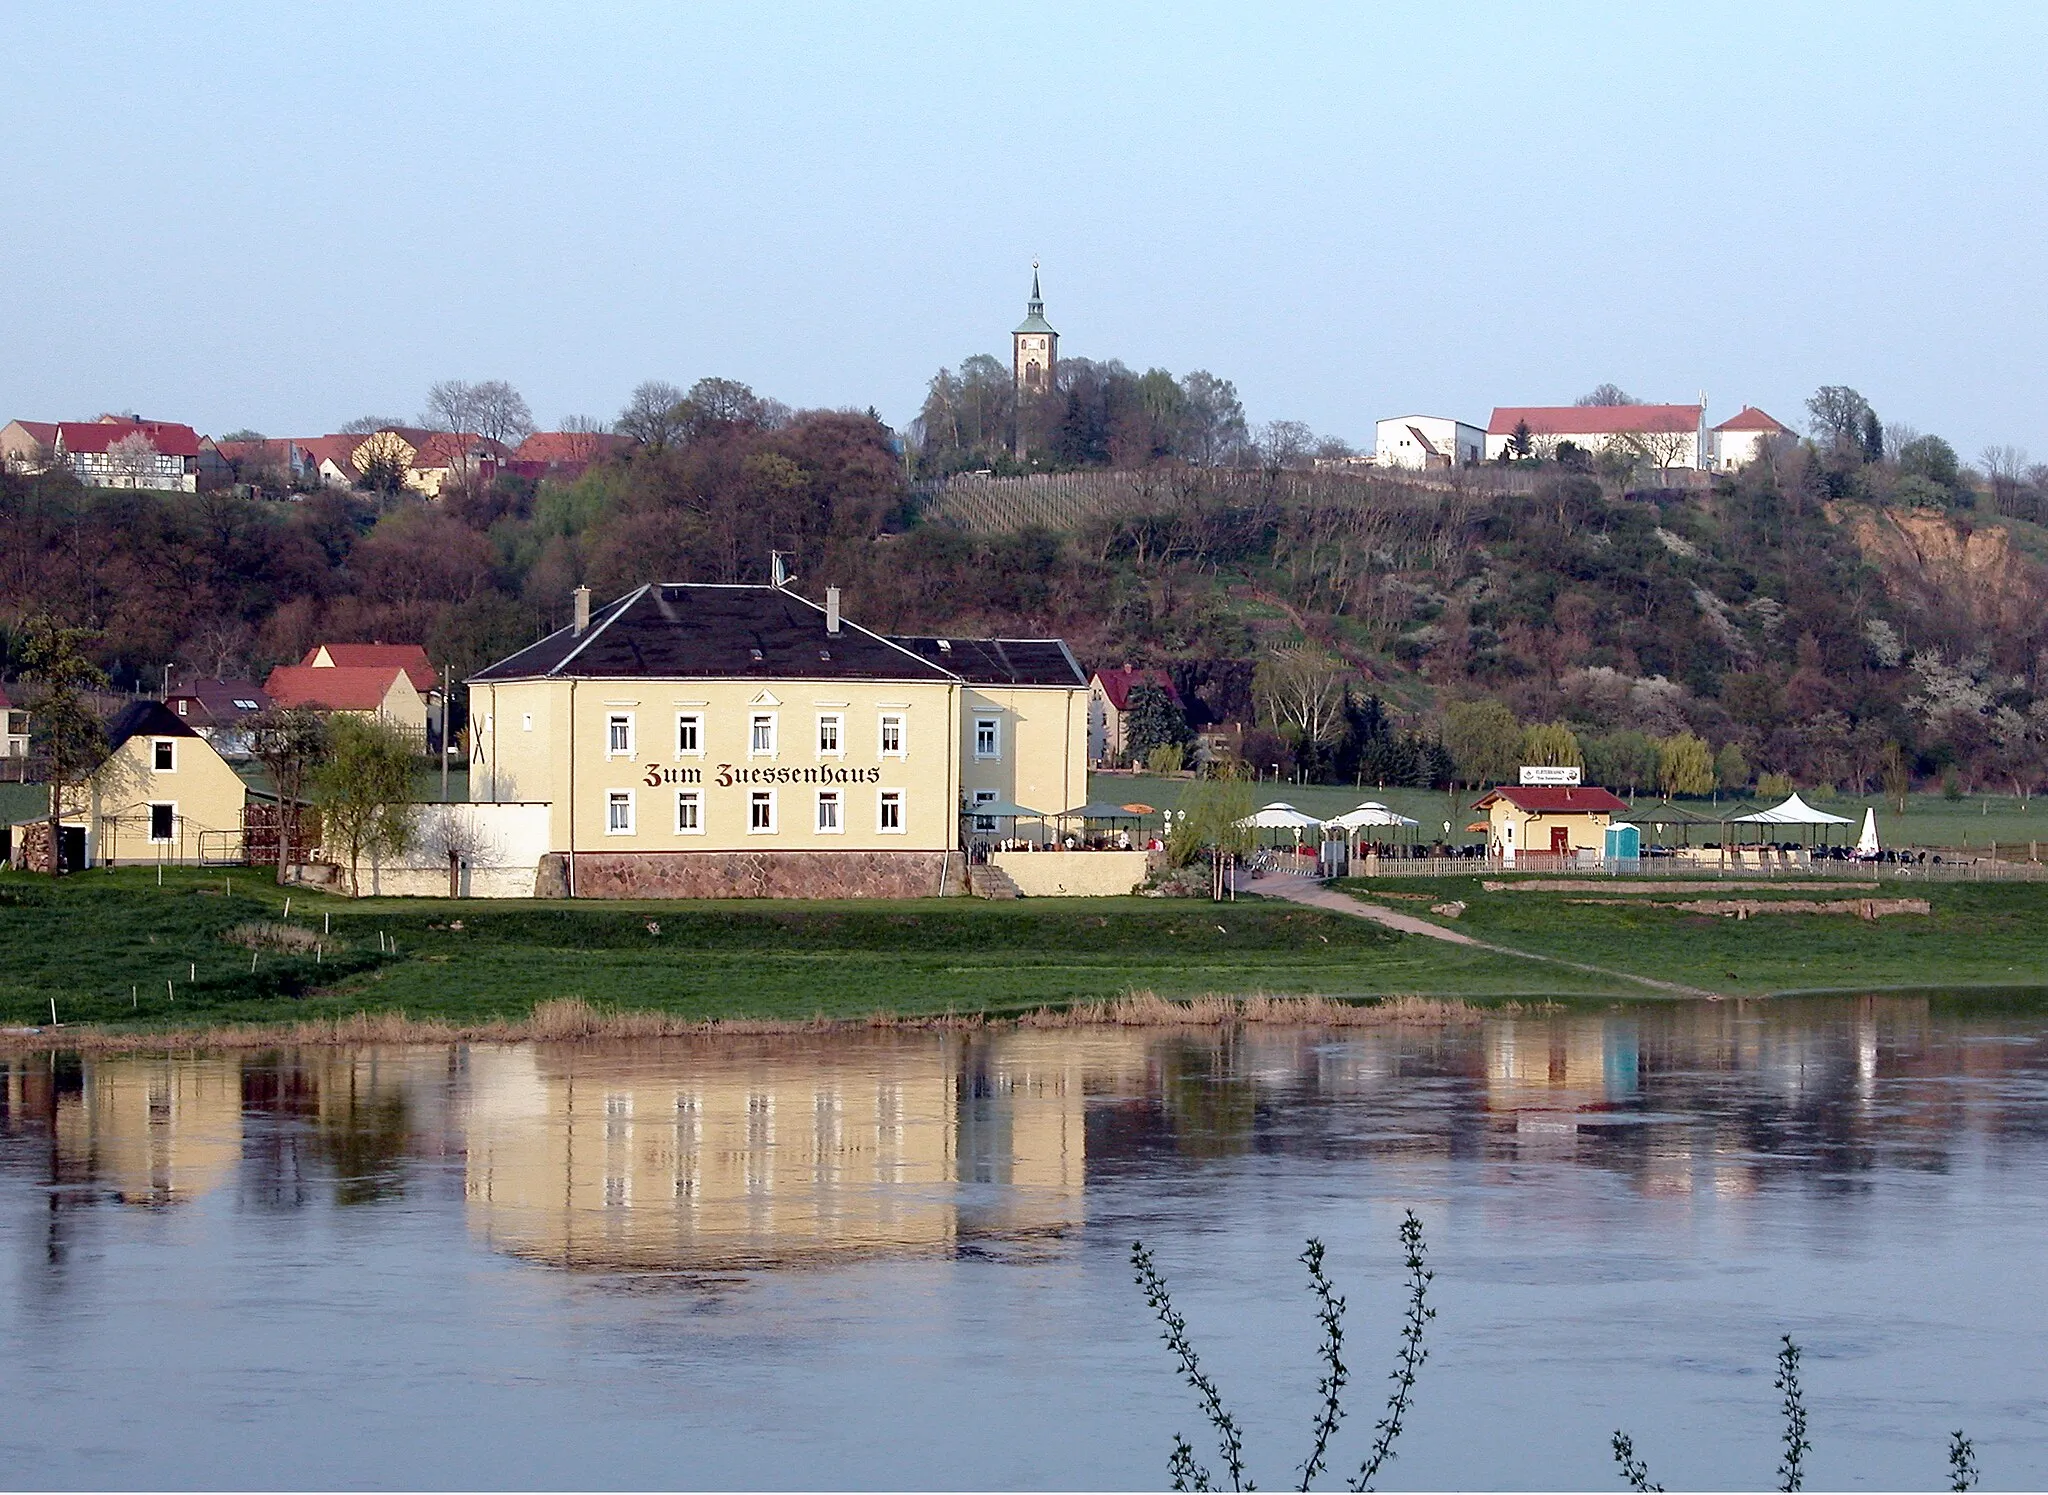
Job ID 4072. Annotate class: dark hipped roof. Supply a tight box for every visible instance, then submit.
[106,700,199,752]
[888,636,1085,687]
[470,585,961,685]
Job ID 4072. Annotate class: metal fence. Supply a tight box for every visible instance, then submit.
[1324,853,2048,883]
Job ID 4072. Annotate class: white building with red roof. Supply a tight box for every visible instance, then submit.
[1485,403,1708,471]
[1710,406,1795,471]
[1087,666,1184,766]
[1472,783,1631,862]
[0,415,203,490]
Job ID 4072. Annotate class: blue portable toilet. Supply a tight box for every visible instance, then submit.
[1603,823,1640,863]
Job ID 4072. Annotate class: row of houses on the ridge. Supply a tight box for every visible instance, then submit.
[2,414,627,497]
[1370,402,1795,474]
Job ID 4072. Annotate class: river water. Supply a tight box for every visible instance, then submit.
[2,998,2045,1490]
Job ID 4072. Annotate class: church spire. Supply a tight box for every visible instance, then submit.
[1011,259,1058,459]
[1028,259,1043,316]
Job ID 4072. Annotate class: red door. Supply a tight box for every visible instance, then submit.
[1549,826,1571,855]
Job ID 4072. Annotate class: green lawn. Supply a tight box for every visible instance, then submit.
[0,867,1628,1033]
[1098,773,2048,854]
[1333,873,2048,998]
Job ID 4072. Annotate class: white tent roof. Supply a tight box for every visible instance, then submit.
[1325,801,1421,829]
[1855,807,1880,856]
[1237,802,1325,829]
[1728,792,1855,826]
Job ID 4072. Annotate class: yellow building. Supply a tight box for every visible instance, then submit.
[55,700,249,865]
[467,582,1089,898]
[1473,783,1629,861]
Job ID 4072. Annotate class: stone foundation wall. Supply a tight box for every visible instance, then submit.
[542,850,955,899]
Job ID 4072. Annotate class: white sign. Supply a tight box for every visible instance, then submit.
[1519,765,1582,786]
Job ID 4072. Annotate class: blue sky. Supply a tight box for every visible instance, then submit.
[5,3,2044,456]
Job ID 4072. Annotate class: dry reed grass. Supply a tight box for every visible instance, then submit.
[0,992,1499,1054]
[221,922,328,954]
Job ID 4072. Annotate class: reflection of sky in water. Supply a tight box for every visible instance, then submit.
[1,998,2044,1489]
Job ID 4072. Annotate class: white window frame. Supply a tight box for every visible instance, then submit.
[816,789,843,834]
[521,712,533,732]
[971,787,999,833]
[748,789,777,834]
[816,712,843,758]
[674,712,703,757]
[606,712,634,758]
[152,739,175,772]
[877,789,905,834]
[973,715,1000,760]
[749,712,778,759]
[147,801,177,843]
[675,790,703,835]
[605,789,635,835]
[878,713,906,759]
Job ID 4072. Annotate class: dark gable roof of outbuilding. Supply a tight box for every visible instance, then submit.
[887,636,1085,687]
[469,584,961,685]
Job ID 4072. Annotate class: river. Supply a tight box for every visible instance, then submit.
[2,997,2044,1489]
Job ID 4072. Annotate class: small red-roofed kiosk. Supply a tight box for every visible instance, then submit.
[1472,776,1631,867]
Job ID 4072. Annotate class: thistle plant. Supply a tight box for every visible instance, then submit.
[1948,1429,1978,1492]
[1774,1335,1810,1493]
[1132,1211,1433,1493]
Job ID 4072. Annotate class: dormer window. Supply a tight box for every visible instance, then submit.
[749,647,764,662]
[175,700,188,716]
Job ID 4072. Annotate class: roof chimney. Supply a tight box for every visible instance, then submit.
[825,586,841,636]
[572,586,591,636]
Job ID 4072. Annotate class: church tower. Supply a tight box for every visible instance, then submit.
[1012,261,1057,398]
[1011,262,1057,459]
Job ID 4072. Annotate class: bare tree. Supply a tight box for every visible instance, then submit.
[423,379,534,445]
[1618,427,1695,475]
[1576,384,1641,406]
[338,414,409,435]
[106,431,160,488]
[1257,420,1317,470]
[615,380,687,449]
[1254,646,1347,742]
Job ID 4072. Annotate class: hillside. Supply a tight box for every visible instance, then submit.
[3,414,2045,797]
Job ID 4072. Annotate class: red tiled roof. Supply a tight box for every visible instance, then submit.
[1712,405,1791,434]
[56,419,202,458]
[265,664,412,712]
[298,434,367,469]
[514,431,628,464]
[1486,405,1702,437]
[1091,666,1183,712]
[303,643,435,692]
[408,431,505,468]
[7,421,59,445]
[1473,785,1631,814]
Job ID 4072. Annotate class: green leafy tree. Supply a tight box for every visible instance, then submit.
[1714,740,1751,793]
[1442,699,1522,788]
[19,617,109,874]
[1520,721,1583,769]
[1125,680,1191,765]
[1167,762,1255,868]
[250,706,330,884]
[1656,733,1716,797]
[314,715,418,896]
[1584,731,1660,794]
[1507,420,1535,460]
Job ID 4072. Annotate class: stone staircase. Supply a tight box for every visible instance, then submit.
[967,862,1021,899]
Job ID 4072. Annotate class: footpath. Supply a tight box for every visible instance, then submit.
[1248,872,1725,1000]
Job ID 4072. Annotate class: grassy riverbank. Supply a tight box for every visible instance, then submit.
[1335,873,2048,997]
[0,867,1632,1036]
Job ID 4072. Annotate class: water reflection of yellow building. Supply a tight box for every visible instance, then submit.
[1486,1017,1639,1122]
[18,1056,244,1206]
[461,1032,1106,1270]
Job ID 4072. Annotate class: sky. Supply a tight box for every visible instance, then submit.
[5,2,2046,457]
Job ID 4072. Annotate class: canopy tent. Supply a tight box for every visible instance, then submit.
[1059,801,1148,822]
[1613,798,1721,846]
[1324,801,1421,831]
[1727,793,1855,826]
[1236,802,1325,830]
[961,799,1047,820]
[1724,792,1856,848]
[1855,807,1881,858]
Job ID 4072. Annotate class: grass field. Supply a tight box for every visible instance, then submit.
[1099,773,2048,853]
[1334,873,2048,998]
[0,867,1637,1033]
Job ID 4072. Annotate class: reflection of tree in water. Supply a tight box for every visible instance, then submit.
[314,1087,413,1206]
[1155,1036,1260,1159]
